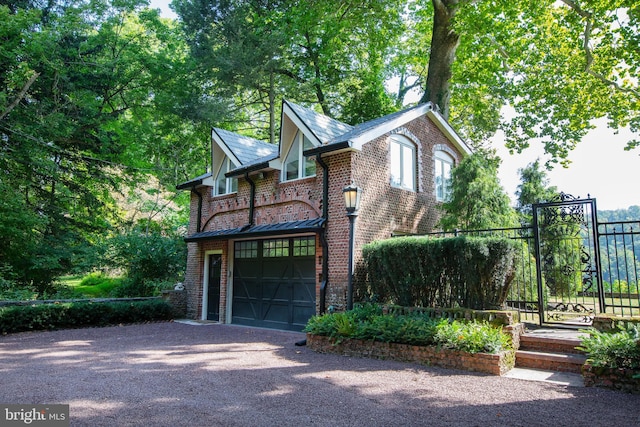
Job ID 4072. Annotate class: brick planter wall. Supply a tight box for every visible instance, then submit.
[161,290,187,318]
[307,334,515,376]
[582,364,640,394]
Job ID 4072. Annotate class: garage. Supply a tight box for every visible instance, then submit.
[232,236,316,331]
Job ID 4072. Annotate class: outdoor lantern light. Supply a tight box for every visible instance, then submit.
[343,183,362,310]
[343,183,362,214]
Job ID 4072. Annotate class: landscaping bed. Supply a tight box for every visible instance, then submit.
[307,334,515,375]
[304,304,517,376]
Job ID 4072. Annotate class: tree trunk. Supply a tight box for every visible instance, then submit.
[269,71,275,145]
[420,0,460,119]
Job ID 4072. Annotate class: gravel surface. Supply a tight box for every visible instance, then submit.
[0,322,638,426]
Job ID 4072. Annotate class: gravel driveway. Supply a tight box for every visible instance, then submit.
[0,321,638,426]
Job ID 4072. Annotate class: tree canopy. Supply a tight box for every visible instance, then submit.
[172,0,639,164]
[1,0,638,289]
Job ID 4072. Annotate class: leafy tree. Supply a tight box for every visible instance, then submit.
[174,0,405,140]
[438,150,517,231]
[0,1,207,291]
[401,0,639,164]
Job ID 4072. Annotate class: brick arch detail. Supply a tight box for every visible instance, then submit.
[433,143,460,165]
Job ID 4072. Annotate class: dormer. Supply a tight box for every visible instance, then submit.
[211,128,277,194]
[278,101,353,182]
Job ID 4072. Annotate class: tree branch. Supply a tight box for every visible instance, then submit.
[560,0,639,100]
[0,72,40,121]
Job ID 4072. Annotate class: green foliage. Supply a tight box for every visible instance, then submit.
[0,2,206,292]
[361,236,518,310]
[174,0,404,136]
[305,305,512,354]
[433,319,511,354]
[104,231,186,284]
[111,278,175,298]
[74,273,124,298]
[578,325,640,369]
[516,160,559,221]
[0,299,174,335]
[439,151,518,231]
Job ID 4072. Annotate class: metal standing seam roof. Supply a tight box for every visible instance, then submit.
[184,218,326,242]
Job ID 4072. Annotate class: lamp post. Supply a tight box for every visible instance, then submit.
[343,183,362,311]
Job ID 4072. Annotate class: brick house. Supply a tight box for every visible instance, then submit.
[177,100,472,331]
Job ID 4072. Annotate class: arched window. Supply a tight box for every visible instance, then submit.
[435,150,454,201]
[389,135,417,191]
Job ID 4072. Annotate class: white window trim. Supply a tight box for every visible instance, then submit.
[435,150,454,202]
[389,135,417,192]
[214,157,238,196]
[282,131,316,182]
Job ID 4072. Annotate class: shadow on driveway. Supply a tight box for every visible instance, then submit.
[1,322,638,426]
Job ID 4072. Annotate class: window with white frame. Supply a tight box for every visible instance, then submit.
[435,150,454,202]
[283,130,316,181]
[214,157,238,196]
[389,135,417,191]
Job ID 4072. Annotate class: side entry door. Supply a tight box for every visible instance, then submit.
[208,254,222,321]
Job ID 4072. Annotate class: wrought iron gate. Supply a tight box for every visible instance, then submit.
[532,194,603,325]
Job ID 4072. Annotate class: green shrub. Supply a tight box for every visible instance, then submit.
[105,232,186,284]
[304,304,512,354]
[360,236,517,309]
[111,278,175,298]
[578,325,640,369]
[0,299,174,334]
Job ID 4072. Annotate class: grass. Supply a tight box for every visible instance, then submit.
[60,274,123,298]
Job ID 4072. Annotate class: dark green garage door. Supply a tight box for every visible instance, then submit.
[232,236,316,331]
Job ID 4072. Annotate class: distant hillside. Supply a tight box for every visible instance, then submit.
[598,206,640,222]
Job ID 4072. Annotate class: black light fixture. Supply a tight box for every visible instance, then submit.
[343,183,362,310]
[343,183,362,215]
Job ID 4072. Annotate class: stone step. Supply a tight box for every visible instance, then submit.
[519,334,585,354]
[515,350,588,374]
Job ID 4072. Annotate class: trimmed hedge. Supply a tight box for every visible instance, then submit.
[0,299,174,334]
[360,236,517,309]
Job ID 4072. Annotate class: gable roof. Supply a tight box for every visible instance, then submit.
[212,128,277,165]
[178,99,472,189]
[283,100,353,144]
[176,171,213,190]
[306,102,472,156]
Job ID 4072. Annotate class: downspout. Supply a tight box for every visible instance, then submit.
[193,186,203,233]
[316,154,330,314]
[244,172,256,229]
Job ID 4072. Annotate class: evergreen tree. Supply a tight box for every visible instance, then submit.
[438,150,517,231]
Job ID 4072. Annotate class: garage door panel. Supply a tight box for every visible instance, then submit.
[293,303,315,325]
[262,302,289,322]
[232,237,316,331]
[293,281,315,302]
[261,281,291,301]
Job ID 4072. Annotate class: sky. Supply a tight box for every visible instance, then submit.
[491,119,639,211]
[148,0,639,211]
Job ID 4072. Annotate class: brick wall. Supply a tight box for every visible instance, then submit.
[183,114,465,318]
[324,115,465,309]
